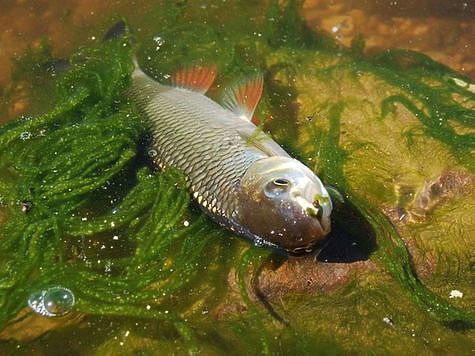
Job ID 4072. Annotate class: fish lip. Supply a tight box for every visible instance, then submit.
[280,211,331,255]
[312,218,326,237]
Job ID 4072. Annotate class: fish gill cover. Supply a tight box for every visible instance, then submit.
[0,0,474,354]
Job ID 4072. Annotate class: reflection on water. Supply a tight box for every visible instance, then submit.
[303,0,474,76]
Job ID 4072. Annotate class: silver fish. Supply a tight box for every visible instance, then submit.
[128,63,332,253]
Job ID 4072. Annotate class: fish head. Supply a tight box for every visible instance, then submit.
[236,157,332,253]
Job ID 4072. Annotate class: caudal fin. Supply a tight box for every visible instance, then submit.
[102,20,127,42]
[102,20,140,71]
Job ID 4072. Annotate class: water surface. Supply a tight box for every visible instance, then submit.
[0,1,473,354]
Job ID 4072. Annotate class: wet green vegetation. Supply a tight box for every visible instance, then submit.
[0,1,474,354]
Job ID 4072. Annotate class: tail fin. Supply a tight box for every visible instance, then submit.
[102,20,140,71]
[102,20,127,42]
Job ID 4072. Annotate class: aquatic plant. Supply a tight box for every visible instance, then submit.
[0,0,473,353]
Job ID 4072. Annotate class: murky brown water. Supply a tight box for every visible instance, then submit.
[303,0,474,76]
[1,1,473,85]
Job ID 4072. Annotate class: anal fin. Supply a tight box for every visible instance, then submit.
[171,65,217,94]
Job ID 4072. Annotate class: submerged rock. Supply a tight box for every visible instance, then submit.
[411,170,472,219]
[257,257,375,299]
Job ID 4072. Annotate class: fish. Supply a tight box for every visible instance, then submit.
[127,60,333,254]
[104,22,333,253]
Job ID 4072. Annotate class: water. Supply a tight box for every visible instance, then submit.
[0,0,474,354]
[1,0,473,123]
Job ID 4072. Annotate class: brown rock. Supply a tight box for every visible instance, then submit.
[411,170,472,219]
[0,308,83,343]
[257,256,374,300]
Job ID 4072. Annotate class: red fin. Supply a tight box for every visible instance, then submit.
[223,74,263,121]
[171,65,217,93]
[251,113,274,126]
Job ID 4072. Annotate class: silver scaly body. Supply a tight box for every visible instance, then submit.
[129,69,285,223]
[128,66,332,253]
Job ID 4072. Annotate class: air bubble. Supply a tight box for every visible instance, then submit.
[28,286,75,317]
[19,131,32,140]
[153,35,164,50]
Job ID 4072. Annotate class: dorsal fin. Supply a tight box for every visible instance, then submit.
[223,74,263,121]
[171,65,217,94]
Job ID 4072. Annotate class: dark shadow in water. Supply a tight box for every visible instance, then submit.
[317,199,378,263]
[444,320,474,332]
[254,199,379,326]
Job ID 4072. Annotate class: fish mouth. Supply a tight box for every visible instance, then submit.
[276,212,330,256]
[281,195,331,255]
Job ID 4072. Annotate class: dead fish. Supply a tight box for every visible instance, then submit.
[104,24,332,253]
[128,61,333,254]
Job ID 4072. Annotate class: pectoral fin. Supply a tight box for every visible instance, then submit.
[236,126,290,157]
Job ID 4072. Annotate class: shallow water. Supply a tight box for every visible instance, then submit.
[0,1,474,354]
[1,0,474,122]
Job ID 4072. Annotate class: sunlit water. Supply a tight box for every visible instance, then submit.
[0,1,473,354]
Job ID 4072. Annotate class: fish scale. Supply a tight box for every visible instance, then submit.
[129,69,267,222]
[127,63,332,252]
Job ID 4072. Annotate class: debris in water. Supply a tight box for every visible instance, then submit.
[20,201,33,213]
[449,290,463,299]
[382,316,394,326]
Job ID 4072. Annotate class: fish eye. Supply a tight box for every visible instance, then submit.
[264,178,290,197]
[273,178,289,187]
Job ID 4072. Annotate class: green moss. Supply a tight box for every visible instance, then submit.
[0,0,474,353]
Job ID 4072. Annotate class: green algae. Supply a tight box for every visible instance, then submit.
[0,0,474,354]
